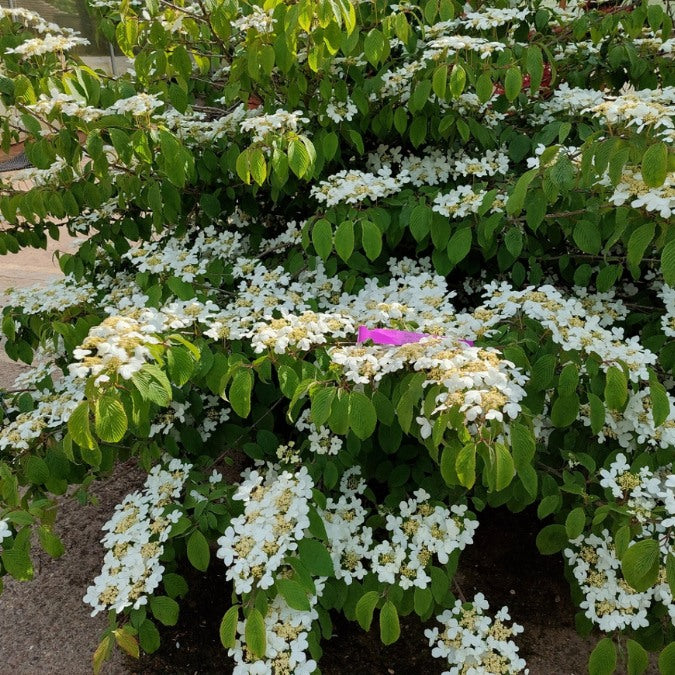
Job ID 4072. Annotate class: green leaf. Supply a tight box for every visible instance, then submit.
[413,587,433,617]
[447,227,472,265]
[348,391,377,440]
[334,220,354,261]
[536,524,568,555]
[245,608,267,659]
[93,634,114,674]
[277,579,311,611]
[510,422,535,470]
[627,223,655,275]
[364,28,385,66]
[550,393,580,428]
[187,530,210,572]
[113,628,139,659]
[506,169,538,216]
[94,395,128,443]
[666,552,675,597]
[167,347,194,387]
[641,143,668,188]
[150,596,179,626]
[622,539,660,592]
[356,590,379,631]
[476,73,493,103]
[589,637,617,675]
[25,456,49,485]
[361,220,382,261]
[604,366,628,411]
[288,139,311,178]
[526,45,544,91]
[38,525,64,558]
[132,366,172,406]
[449,64,466,98]
[430,566,449,603]
[504,67,522,101]
[379,600,400,645]
[626,639,649,675]
[589,393,606,435]
[662,240,675,286]
[565,508,585,539]
[229,368,254,418]
[504,228,523,258]
[455,443,476,488]
[311,387,336,427]
[650,371,671,427]
[163,573,188,599]
[312,218,333,260]
[573,221,601,255]
[494,444,515,491]
[68,401,96,450]
[659,642,675,675]
[432,65,447,99]
[249,149,267,186]
[138,619,161,654]
[409,204,432,242]
[219,606,239,649]
[297,539,334,577]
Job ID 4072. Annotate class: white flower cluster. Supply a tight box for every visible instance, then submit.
[250,311,356,354]
[531,83,606,124]
[216,464,315,594]
[432,185,495,219]
[4,34,89,56]
[0,6,72,34]
[480,282,658,381]
[162,104,248,145]
[69,315,161,382]
[423,35,505,61]
[124,225,246,282]
[581,388,675,451]
[317,147,509,206]
[230,580,323,675]
[240,109,309,143]
[83,458,191,616]
[319,467,372,585]
[658,284,675,338]
[585,88,675,136]
[564,528,673,631]
[3,275,94,315]
[0,376,84,452]
[325,98,358,123]
[599,454,675,532]
[295,410,344,456]
[0,519,13,544]
[105,93,164,117]
[331,338,526,427]
[425,593,527,674]
[310,166,405,206]
[600,167,675,219]
[457,4,529,30]
[371,489,478,590]
[231,5,276,33]
[2,157,70,188]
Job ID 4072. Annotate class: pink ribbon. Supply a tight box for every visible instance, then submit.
[357,326,474,347]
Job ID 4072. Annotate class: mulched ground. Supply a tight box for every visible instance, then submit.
[129,507,610,675]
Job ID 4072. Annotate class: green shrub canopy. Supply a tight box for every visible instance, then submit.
[0,0,673,672]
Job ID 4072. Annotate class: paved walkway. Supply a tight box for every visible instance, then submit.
[0,231,78,388]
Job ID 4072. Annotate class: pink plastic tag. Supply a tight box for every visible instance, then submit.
[357,326,474,347]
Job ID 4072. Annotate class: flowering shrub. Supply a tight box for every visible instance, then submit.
[0,0,674,673]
